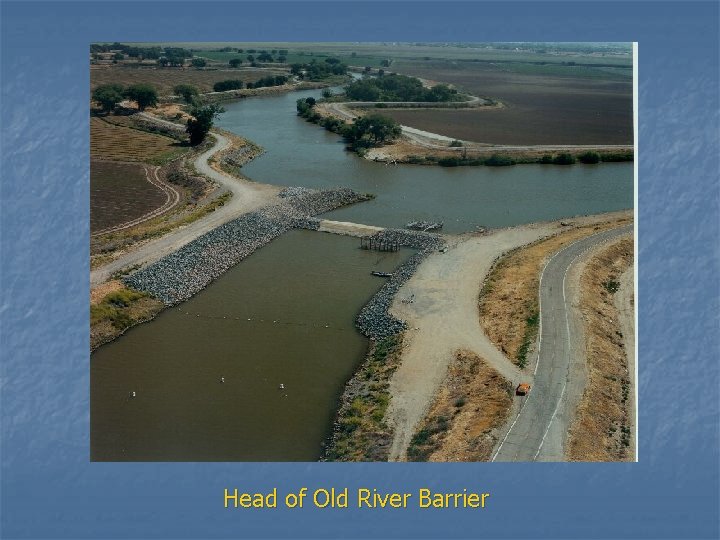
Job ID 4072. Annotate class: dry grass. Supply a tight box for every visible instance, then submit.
[90,117,187,163]
[406,350,513,462]
[566,236,634,461]
[90,65,285,95]
[90,280,124,305]
[90,285,165,351]
[479,216,632,368]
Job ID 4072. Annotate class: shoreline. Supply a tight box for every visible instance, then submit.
[310,99,633,166]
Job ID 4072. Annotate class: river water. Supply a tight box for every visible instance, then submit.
[217,87,633,233]
[92,231,412,461]
[92,85,633,461]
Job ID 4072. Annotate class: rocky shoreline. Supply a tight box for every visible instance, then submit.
[124,187,371,304]
[355,229,445,339]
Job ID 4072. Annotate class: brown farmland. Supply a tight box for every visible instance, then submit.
[91,66,287,95]
[90,117,187,163]
[91,160,167,233]
[387,60,633,145]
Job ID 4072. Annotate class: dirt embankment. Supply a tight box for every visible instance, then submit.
[406,350,513,462]
[566,236,634,461]
[479,215,633,369]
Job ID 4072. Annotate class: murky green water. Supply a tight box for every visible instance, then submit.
[216,88,633,233]
[91,231,412,461]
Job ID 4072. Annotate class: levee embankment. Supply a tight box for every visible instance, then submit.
[124,187,372,304]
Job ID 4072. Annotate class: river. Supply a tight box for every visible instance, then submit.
[91,84,633,461]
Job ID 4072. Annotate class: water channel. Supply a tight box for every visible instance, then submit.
[91,85,633,461]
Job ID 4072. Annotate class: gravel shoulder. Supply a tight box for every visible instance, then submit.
[90,130,280,287]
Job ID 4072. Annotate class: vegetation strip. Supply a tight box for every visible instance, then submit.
[566,236,634,461]
[323,334,405,461]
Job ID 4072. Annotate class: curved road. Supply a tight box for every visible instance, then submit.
[90,128,279,287]
[492,224,633,462]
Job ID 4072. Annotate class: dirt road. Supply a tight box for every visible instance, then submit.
[90,130,279,287]
[492,225,633,462]
[386,223,564,461]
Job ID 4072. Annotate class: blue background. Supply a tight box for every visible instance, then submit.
[1,1,718,538]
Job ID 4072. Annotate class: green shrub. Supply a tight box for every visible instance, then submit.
[449,140,463,147]
[485,154,516,166]
[578,151,601,164]
[553,153,576,165]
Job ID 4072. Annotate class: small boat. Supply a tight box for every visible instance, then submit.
[371,271,393,278]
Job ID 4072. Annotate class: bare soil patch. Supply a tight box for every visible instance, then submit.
[566,236,634,461]
[390,60,632,145]
[407,350,513,462]
[479,215,632,368]
[90,160,168,233]
[90,117,187,163]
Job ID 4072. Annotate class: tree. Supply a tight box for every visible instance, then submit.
[228,58,242,68]
[380,59,391,67]
[173,84,199,104]
[125,84,158,111]
[246,55,255,63]
[92,84,125,112]
[353,114,401,144]
[278,55,287,63]
[191,58,207,68]
[186,104,224,145]
[257,52,274,62]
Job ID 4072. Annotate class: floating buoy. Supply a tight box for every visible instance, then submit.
[131,391,136,398]
[220,377,225,383]
[279,383,285,390]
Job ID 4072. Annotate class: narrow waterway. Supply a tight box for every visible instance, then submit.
[216,88,633,233]
[92,231,412,461]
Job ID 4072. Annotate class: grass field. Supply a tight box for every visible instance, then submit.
[90,117,188,163]
[91,160,167,233]
[195,50,387,68]
[90,66,287,94]
[384,59,633,145]
[135,42,632,67]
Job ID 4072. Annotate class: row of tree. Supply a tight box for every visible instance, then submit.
[92,83,159,112]
[345,74,459,103]
[212,75,288,92]
[296,98,401,147]
[290,59,348,81]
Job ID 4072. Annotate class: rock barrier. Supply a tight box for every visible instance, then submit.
[355,229,445,339]
[124,188,370,304]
